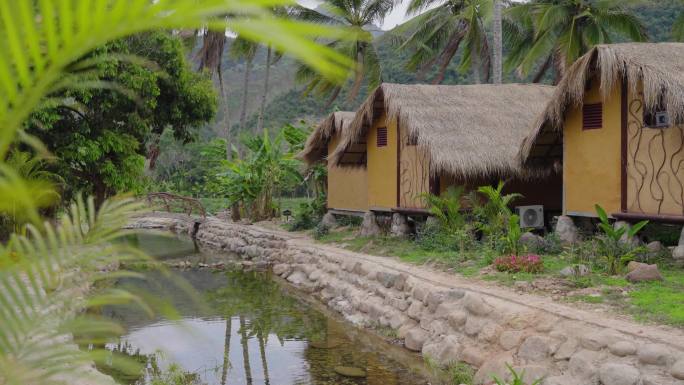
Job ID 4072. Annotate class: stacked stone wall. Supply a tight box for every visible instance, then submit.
[129,214,684,385]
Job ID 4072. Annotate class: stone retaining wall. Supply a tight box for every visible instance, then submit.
[129,214,684,385]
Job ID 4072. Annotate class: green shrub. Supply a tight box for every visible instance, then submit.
[419,186,474,253]
[447,362,475,385]
[594,204,648,275]
[536,232,563,255]
[287,195,326,231]
[415,219,474,253]
[470,181,522,252]
[313,222,330,239]
[149,363,203,385]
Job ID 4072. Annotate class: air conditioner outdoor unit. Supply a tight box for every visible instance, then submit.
[654,111,670,128]
[516,205,544,229]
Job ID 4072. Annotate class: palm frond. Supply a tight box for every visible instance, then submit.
[0,197,156,385]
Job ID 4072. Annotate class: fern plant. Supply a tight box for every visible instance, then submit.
[0,197,161,385]
[421,186,473,252]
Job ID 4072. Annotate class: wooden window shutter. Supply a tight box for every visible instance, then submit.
[377,127,388,147]
[583,103,603,130]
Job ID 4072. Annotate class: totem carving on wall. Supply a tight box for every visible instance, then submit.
[399,126,429,208]
[626,91,684,215]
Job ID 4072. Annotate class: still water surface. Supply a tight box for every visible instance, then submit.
[106,231,429,385]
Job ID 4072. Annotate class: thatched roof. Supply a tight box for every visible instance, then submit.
[298,111,356,164]
[330,83,555,178]
[521,43,684,166]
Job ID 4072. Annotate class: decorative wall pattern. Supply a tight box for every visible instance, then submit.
[399,126,429,208]
[626,91,684,216]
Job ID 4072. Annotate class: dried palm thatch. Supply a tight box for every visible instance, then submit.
[521,43,684,166]
[298,111,356,164]
[330,83,555,178]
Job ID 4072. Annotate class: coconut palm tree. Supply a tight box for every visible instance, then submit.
[674,9,684,41]
[231,38,258,133]
[492,0,503,84]
[295,0,395,104]
[396,0,493,84]
[505,0,647,83]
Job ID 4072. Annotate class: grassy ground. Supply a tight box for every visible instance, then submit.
[314,226,684,328]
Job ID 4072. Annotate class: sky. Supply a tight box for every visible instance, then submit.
[297,1,527,31]
[297,0,422,30]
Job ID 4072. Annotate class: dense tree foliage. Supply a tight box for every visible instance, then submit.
[213,0,684,137]
[28,32,217,204]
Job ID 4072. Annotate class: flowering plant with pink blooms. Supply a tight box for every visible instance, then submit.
[493,254,544,273]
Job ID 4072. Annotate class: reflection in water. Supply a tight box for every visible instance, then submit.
[106,233,427,385]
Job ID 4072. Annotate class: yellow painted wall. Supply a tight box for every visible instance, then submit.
[367,112,398,209]
[326,134,368,211]
[563,78,623,215]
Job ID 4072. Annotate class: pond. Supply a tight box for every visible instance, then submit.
[103,231,431,385]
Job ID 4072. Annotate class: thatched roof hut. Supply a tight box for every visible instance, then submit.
[520,43,684,166]
[330,83,555,178]
[298,111,356,164]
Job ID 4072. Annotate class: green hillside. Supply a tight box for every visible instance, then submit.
[208,0,684,137]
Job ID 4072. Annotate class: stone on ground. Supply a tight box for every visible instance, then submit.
[390,213,410,237]
[559,264,589,277]
[608,341,637,357]
[638,343,671,365]
[520,232,543,250]
[404,327,428,351]
[518,335,552,362]
[334,366,366,378]
[626,264,663,282]
[614,221,640,246]
[646,241,665,255]
[598,363,640,385]
[673,245,684,267]
[359,211,381,237]
[321,212,338,228]
[555,216,579,245]
[671,359,684,379]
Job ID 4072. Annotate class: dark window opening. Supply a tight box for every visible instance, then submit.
[377,127,388,147]
[582,103,603,130]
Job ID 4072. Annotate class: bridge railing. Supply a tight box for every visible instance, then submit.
[146,192,207,218]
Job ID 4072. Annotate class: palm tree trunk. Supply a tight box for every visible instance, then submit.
[239,56,253,133]
[257,46,272,134]
[239,316,253,385]
[472,53,481,84]
[492,0,503,84]
[219,71,232,160]
[532,54,553,83]
[257,330,270,385]
[220,317,232,385]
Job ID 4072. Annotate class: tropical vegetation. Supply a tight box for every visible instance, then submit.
[3,0,684,384]
[0,1,353,385]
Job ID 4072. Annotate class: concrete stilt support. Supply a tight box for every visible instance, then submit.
[321,211,338,228]
[360,211,381,237]
[391,213,410,237]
